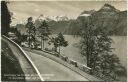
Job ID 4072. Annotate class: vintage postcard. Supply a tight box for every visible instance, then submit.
[1,0,127,82]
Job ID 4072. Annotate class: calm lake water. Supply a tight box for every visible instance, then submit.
[41,35,127,68]
[61,35,127,68]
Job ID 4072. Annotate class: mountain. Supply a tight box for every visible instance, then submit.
[37,14,69,22]
[11,4,127,36]
[79,9,96,17]
[11,15,70,34]
[64,4,127,36]
[35,19,71,34]
[98,3,120,13]
[35,15,70,34]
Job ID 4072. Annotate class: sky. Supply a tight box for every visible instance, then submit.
[8,1,127,25]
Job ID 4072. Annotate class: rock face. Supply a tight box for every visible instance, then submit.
[64,4,127,36]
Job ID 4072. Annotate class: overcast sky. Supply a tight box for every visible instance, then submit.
[8,1,127,25]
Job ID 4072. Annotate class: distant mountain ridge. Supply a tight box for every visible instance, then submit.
[12,4,127,36]
[64,3,127,36]
[37,14,69,22]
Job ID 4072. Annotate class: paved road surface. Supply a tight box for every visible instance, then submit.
[2,36,90,81]
[2,37,41,81]
[25,51,89,81]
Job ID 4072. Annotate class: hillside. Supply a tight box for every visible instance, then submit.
[64,4,127,36]
[35,19,70,34]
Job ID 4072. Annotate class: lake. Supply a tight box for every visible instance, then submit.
[61,35,127,69]
[40,35,127,69]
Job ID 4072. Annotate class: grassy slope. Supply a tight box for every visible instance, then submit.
[1,40,25,81]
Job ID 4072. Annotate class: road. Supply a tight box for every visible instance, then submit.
[2,37,42,81]
[2,36,89,81]
[25,51,89,81]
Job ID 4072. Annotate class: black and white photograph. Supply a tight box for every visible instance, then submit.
[1,0,127,81]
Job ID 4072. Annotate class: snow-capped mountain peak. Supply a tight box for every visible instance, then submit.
[79,14,91,17]
[37,14,69,22]
[79,10,96,17]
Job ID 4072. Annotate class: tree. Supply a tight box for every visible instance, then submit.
[38,20,50,50]
[80,17,125,81]
[25,17,36,48]
[1,1,11,36]
[14,29,22,45]
[80,16,96,68]
[91,30,125,81]
[51,33,68,54]
[9,26,28,45]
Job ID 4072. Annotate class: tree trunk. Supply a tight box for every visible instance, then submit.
[87,54,90,67]
[43,37,44,50]
[59,46,60,54]
[33,32,36,48]
[28,32,30,48]
[41,37,42,50]
[86,44,91,68]
[54,46,57,52]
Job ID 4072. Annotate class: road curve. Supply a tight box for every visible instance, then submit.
[2,36,88,81]
[25,51,89,81]
[2,36,43,81]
